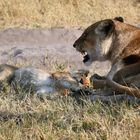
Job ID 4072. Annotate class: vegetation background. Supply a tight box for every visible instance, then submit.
[0,0,139,29]
[0,0,140,140]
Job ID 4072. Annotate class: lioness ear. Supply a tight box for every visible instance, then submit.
[114,17,124,22]
[95,20,115,37]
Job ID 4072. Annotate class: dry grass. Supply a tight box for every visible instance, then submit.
[0,1,140,139]
[0,0,139,29]
[0,87,140,140]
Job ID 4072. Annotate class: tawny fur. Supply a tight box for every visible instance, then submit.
[109,21,140,64]
[0,64,89,95]
[0,64,18,82]
[73,17,140,98]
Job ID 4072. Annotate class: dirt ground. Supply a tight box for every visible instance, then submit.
[0,27,110,75]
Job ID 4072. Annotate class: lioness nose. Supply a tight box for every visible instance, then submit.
[73,43,76,48]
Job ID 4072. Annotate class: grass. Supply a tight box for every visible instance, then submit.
[0,0,140,139]
[0,0,139,29]
[0,88,139,140]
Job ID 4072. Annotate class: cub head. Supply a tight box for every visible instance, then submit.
[73,18,121,65]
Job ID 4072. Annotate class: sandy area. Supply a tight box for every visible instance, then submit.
[0,28,110,74]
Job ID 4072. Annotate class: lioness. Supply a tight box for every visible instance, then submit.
[73,17,140,98]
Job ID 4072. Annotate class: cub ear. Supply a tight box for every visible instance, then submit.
[114,17,124,22]
[95,19,115,37]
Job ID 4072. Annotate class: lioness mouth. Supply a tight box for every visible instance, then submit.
[80,51,90,63]
[78,50,91,63]
[83,54,90,63]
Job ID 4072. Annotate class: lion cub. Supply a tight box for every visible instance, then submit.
[0,64,90,95]
[73,17,140,98]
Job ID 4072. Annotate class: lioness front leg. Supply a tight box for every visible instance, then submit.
[90,74,108,89]
[106,61,140,98]
[114,62,140,85]
[91,62,140,90]
[90,61,128,90]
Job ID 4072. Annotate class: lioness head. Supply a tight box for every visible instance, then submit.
[73,17,123,65]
